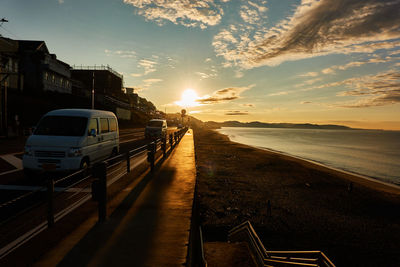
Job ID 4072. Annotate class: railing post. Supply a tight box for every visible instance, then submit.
[169,134,173,149]
[47,178,54,228]
[93,162,107,222]
[147,142,155,172]
[126,152,131,173]
[162,138,167,158]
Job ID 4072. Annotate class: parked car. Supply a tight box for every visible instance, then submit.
[145,119,167,139]
[23,109,119,173]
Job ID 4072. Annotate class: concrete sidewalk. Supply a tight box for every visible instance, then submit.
[47,129,196,266]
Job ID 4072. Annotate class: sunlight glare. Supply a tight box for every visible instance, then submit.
[175,88,199,107]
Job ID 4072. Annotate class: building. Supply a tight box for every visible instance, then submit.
[71,66,131,120]
[17,39,71,94]
[71,65,124,99]
[1,37,72,135]
[0,37,72,94]
[125,87,136,95]
[19,40,71,94]
[0,38,19,134]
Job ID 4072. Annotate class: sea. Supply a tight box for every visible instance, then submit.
[217,127,400,186]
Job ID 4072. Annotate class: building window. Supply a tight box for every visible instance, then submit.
[52,74,55,83]
[60,77,64,86]
[45,72,49,81]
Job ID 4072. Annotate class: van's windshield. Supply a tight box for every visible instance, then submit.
[34,116,88,136]
[147,121,163,127]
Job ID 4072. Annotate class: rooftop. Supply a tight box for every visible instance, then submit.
[71,65,123,80]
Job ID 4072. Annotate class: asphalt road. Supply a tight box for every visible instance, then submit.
[0,127,181,257]
[0,127,178,223]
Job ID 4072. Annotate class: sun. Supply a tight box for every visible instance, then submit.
[175,88,199,107]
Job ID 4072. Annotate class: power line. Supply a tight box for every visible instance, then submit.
[0,18,19,39]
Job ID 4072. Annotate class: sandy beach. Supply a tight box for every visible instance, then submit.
[193,127,400,266]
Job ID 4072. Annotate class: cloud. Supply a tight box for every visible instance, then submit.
[240,2,267,25]
[105,49,136,58]
[123,0,228,29]
[298,72,318,77]
[321,56,391,74]
[301,101,312,104]
[333,70,400,108]
[58,0,64,4]
[213,0,400,68]
[321,68,336,75]
[197,84,254,104]
[195,66,218,79]
[131,59,158,77]
[143,78,162,84]
[268,91,289,96]
[234,70,244,78]
[295,77,323,88]
[240,103,255,107]
[137,78,163,91]
[225,110,249,115]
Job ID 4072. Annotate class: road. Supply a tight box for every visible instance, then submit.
[0,127,181,257]
[0,127,177,221]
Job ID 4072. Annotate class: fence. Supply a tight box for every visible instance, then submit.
[71,64,123,80]
[0,127,188,260]
[228,221,336,267]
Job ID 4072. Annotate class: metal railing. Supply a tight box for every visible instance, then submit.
[0,127,188,260]
[71,64,123,79]
[228,221,336,267]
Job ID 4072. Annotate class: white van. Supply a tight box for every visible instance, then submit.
[145,119,167,139]
[23,109,119,173]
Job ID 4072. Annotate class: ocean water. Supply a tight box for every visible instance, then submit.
[217,127,400,185]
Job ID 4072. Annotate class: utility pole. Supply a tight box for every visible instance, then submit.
[91,71,94,109]
[0,17,9,135]
[3,80,7,136]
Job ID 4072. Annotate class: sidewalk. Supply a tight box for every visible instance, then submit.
[0,136,26,156]
[42,129,196,266]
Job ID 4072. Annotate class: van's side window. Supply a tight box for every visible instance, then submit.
[88,118,98,136]
[100,118,109,133]
[109,118,117,132]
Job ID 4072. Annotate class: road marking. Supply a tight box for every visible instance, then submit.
[0,168,21,176]
[0,154,147,192]
[0,154,23,169]
[120,138,143,144]
[0,184,90,193]
[107,154,147,186]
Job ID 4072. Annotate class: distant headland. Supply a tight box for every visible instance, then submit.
[204,120,352,130]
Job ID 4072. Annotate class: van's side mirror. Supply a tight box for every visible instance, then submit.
[90,129,97,137]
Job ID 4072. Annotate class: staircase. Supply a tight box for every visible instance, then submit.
[227,221,336,267]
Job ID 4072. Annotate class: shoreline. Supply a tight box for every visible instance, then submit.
[254,144,400,194]
[216,129,400,195]
[194,127,400,266]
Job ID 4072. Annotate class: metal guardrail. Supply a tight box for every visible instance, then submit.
[0,127,188,259]
[71,64,123,79]
[199,226,208,267]
[228,221,336,267]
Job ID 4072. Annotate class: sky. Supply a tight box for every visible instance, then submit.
[1,0,400,130]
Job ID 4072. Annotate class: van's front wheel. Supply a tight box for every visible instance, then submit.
[80,158,90,176]
[110,148,118,158]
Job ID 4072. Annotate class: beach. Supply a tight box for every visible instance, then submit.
[193,127,400,266]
